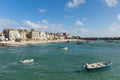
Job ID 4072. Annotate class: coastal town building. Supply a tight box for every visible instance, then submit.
[66,34,72,39]
[9,30,20,41]
[63,33,71,39]
[56,33,69,39]
[50,33,56,40]
[46,33,56,40]
[31,31,40,40]
[56,33,64,39]
[2,28,74,42]
[25,29,40,40]
[39,32,47,40]
[18,29,27,41]
[0,33,5,42]
[3,28,20,41]
[25,30,31,40]
[3,28,9,40]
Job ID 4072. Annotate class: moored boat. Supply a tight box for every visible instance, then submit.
[87,40,94,44]
[84,61,112,70]
[20,59,34,64]
[67,40,70,43]
[76,40,85,44]
[57,47,68,50]
[62,47,68,50]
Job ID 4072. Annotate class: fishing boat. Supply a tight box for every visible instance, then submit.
[84,61,112,70]
[20,59,34,64]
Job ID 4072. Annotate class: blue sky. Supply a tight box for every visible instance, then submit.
[0,0,120,37]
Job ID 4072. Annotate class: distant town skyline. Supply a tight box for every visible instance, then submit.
[0,0,120,37]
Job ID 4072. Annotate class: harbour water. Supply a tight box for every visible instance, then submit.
[0,40,120,80]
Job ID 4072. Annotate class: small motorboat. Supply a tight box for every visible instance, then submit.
[62,47,68,50]
[57,47,68,50]
[84,61,112,70]
[20,59,34,64]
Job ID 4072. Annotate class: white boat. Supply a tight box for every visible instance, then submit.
[20,59,34,64]
[58,47,68,50]
[62,47,68,50]
[84,61,112,70]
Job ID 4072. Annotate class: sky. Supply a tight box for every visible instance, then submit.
[0,0,120,37]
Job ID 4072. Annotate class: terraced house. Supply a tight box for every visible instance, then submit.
[3,28,20,41]
[0,33,5,42]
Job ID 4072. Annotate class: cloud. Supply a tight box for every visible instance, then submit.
[117,14,120,20]
[41,19,48,24]
[18,27,25,29]
[105,0,118,7]
[0,19,18,31]
[24,20,48,29]
[75,20,84,26]
[0,19,17,26]
[38,9,46,13]
[108,24,120,32]
[64,15,69,18]
[80,28,88,32]
[42,21,66,33]
[102,23,120,37]
[41,20,66,32]
[65,0,85,8]
[72,28,88,36]
[24,20,66,33]
[82,17,87,21]
[47,23,66,33]
[64,15,74,18]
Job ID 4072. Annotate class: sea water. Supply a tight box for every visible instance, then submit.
[0,40,120,80]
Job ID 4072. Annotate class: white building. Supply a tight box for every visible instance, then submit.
[0,33,5,42]
[46,33,55,40]
[9,30,20,41]
[31,31,40,40]
[39,32,47,40]
[19,31,27,41]
[56,33,65,39]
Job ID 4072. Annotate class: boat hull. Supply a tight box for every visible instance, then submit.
[20,59,34,64]
[84,61,112,70]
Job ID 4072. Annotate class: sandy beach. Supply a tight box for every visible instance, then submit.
[0,39,78,45]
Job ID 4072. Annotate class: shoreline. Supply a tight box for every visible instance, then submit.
[0,39,78,45]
